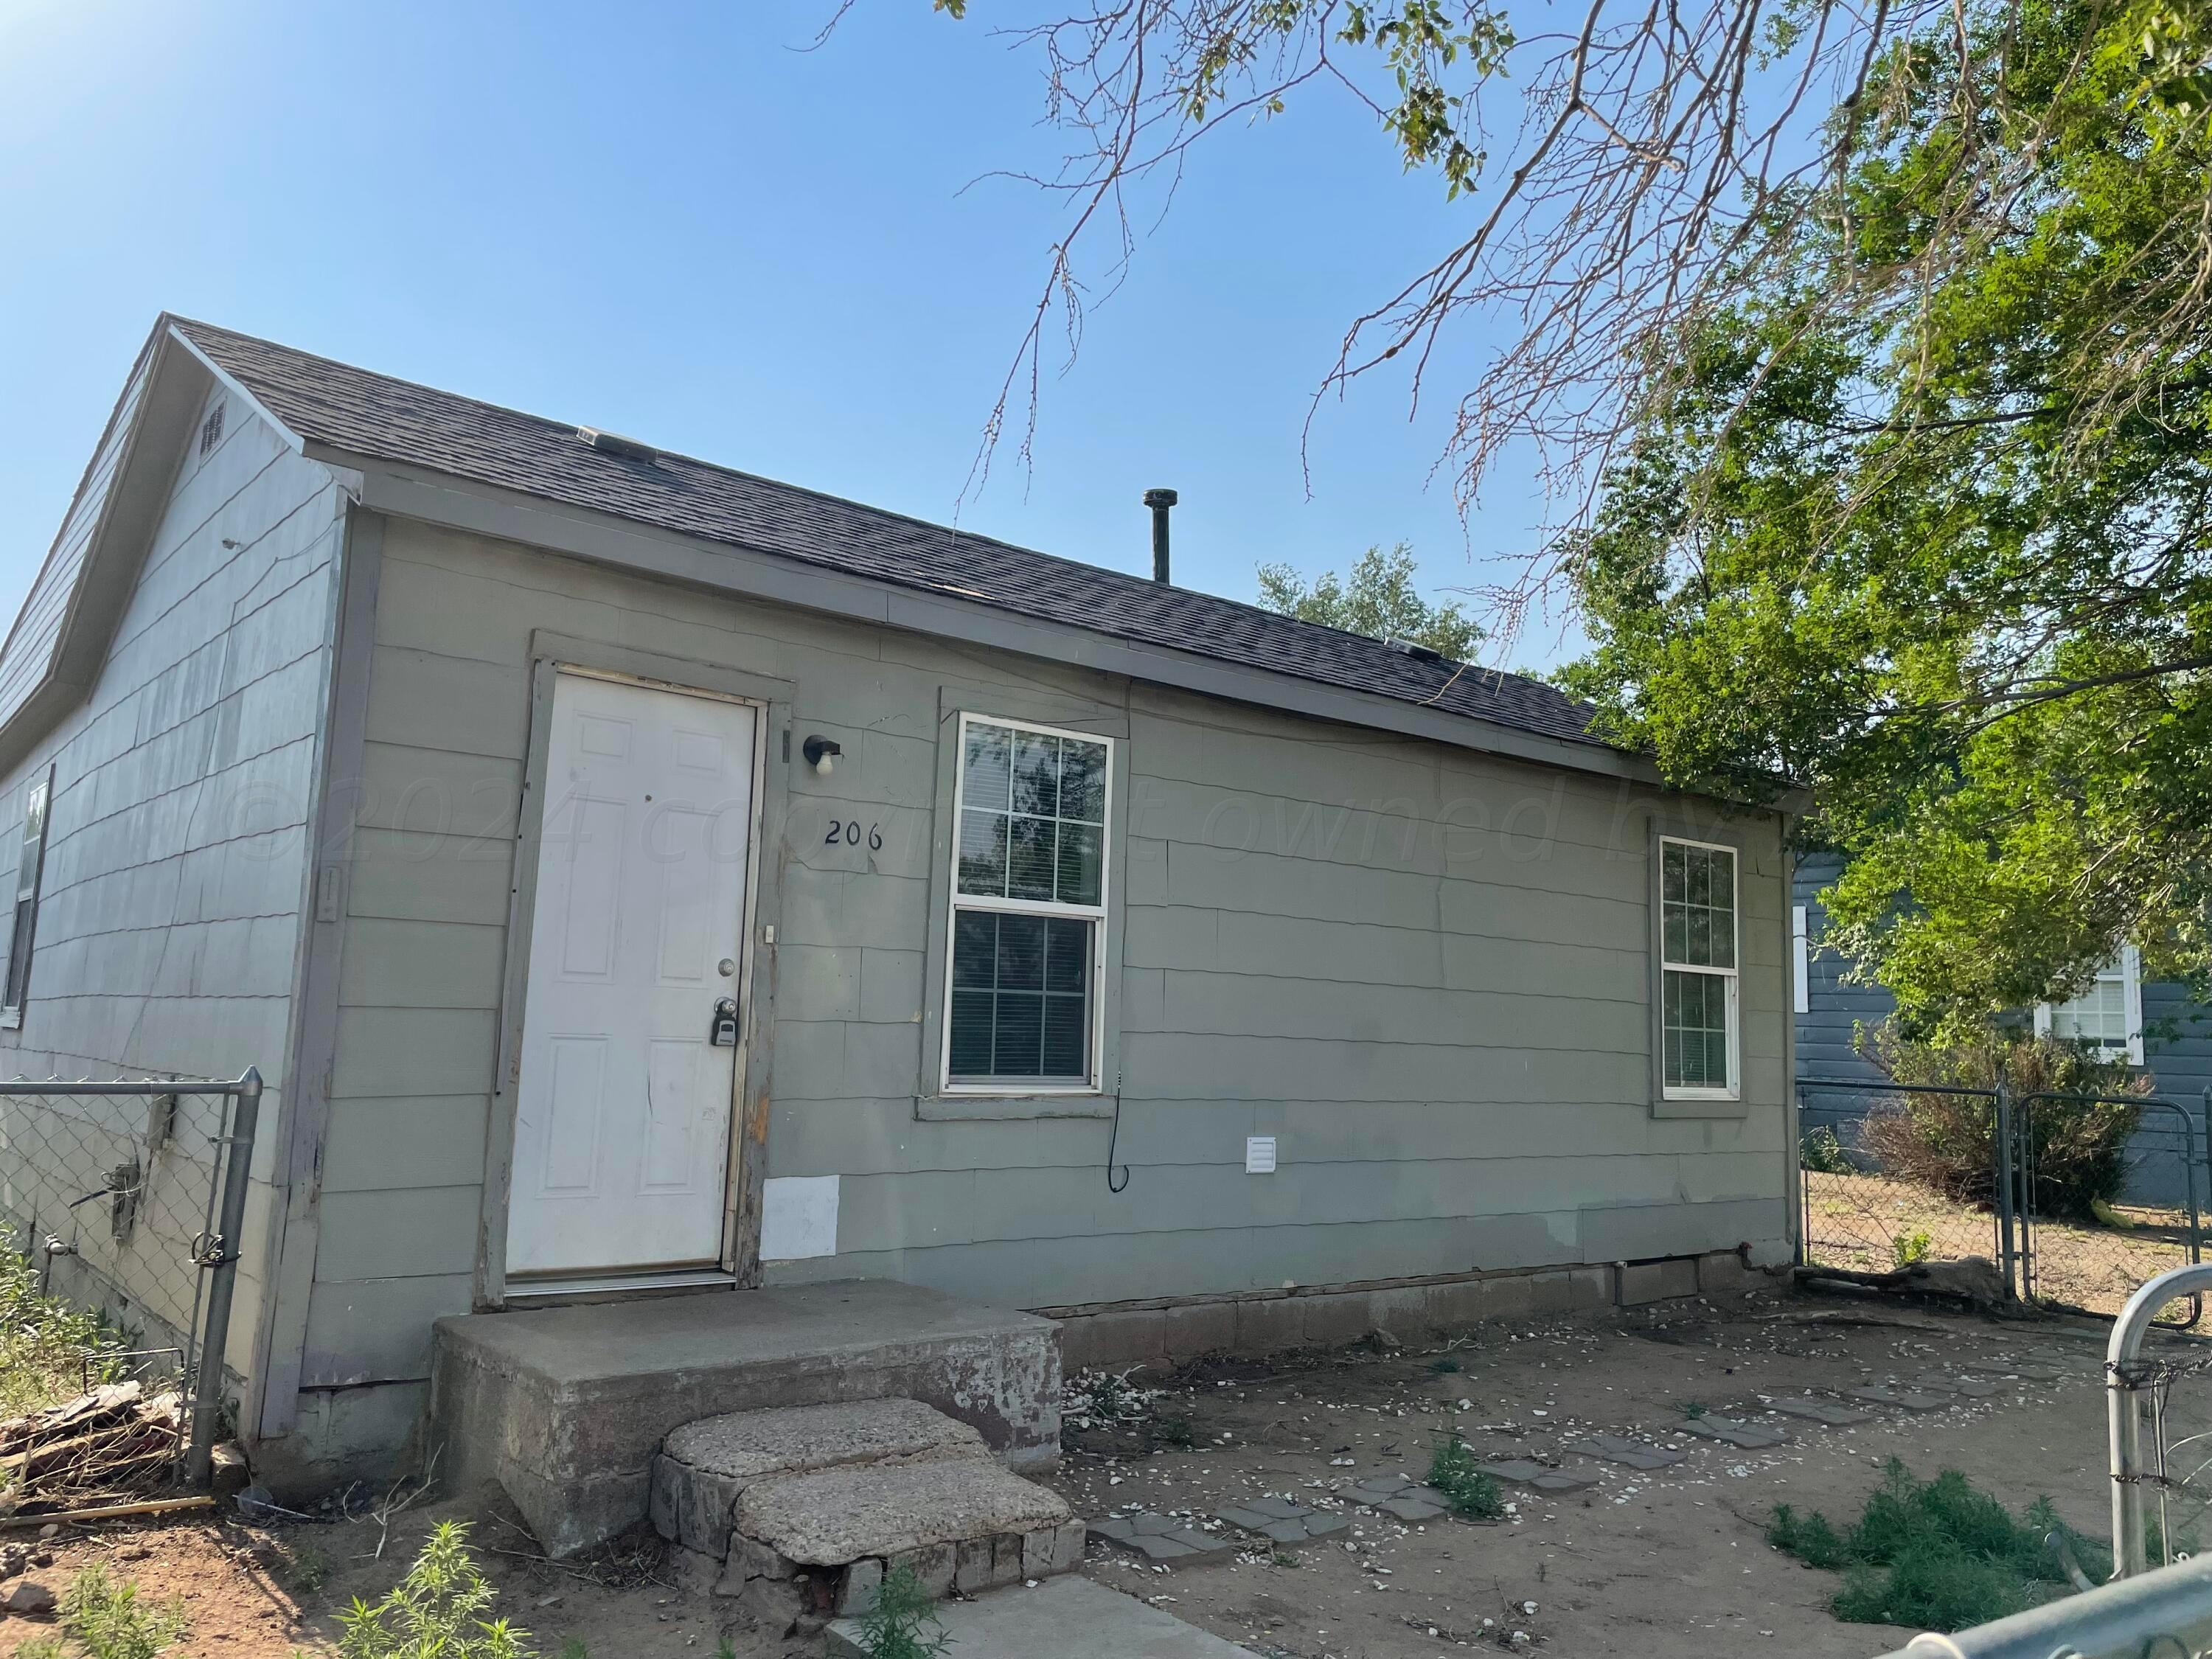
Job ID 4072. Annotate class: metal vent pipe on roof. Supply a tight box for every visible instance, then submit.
[1144,488,1178,583]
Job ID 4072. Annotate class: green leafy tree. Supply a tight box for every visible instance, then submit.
[909,0,2212,527]
[1256,543,1483,660]
[1558,0,2212,1034]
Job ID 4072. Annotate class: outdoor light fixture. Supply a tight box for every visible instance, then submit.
[802,736,843,776]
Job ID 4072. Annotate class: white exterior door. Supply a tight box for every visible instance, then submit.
[506,671,758,1279]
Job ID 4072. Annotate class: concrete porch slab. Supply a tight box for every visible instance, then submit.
[828,1573,1253,1659]
[429,1279,1060,1557]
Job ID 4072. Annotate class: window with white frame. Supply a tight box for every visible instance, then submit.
[943,714,1110,1090]
[1659,837,1739,1096]
[1,768,52,1025]
[2036,947,2143,1064]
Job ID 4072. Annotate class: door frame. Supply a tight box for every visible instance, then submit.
[477,630,795,1310]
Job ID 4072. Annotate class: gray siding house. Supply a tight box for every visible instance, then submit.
[0,316,1797,1487]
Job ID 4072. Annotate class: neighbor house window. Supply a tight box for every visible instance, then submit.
[2036,947,2143,1065]
[2,768,53,1025]
[943,714,1110,1090]
[1660,836,1739,1097]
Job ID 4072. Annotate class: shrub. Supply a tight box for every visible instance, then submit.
[1768,1460,2093,1629]
[1856,1025,2148,1220]
[1891,1230,1934,1268]
[340,1521,534,1659]
[1427,1436,1506,1520]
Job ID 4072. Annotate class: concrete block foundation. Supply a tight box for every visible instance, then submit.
[1051,1252,1781,1372]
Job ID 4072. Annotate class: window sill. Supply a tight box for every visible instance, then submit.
[1653,1091,1748,1119]
[914,1092,1116,1123]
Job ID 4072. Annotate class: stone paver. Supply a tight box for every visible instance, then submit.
[1965,1359,2063,1382]
[1212,1494,1351,1545]
[830,1573,1253,1659]
[1346,1475,1452,1520]
[1090,1512,1235,1562]
[1485,1458,1597,1493]
[1914,1372,2000,1399]
[1847,1385,1950,1412]
[1678,1416,1790,1449]
[1562,1434,1686,1471]
[1764,1396,1876,1426]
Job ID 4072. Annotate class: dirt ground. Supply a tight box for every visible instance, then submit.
[1804,1167,2199,1318]
[0,1284,2190,1659]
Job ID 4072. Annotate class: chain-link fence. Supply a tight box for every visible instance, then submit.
[1798,1079,2209,1326]
[0,1071,262,1486]
[1799,1078,2010,1277]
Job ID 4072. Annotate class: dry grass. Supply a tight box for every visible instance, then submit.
[1804,1169,2202,1321]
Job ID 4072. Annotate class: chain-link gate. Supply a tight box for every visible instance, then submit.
[0,1071,263,1491]
[1799,1077,2211,1326]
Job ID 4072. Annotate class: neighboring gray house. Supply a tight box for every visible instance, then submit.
[1794,851,2212,1147]
[0,316,1797,1489]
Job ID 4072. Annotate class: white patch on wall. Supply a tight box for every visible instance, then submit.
[1245,1136,1277,1174]
[760,1175,840,1260]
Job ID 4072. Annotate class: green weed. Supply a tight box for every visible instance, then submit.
[1768,1461,2094,1629]
[339,1520,535,1659]
[852,1565,951,1659]
[1800,1127,1853,1175]
[1427,1436,1506,1520]
[1891,1230,1935,1268]
[0,1251,124,1418]
[13,1567,192,1659]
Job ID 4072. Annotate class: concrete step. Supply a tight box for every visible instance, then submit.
[653,1397,1084,1636]
[830,1573,1251,1659]
[651,1397,988,1557]
[429,1279,1060,1557]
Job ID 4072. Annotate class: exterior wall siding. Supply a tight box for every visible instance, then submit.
[0,383,345,1383]
[299,515,1794,1442]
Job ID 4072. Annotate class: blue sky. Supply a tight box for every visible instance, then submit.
[0,0,1569,669]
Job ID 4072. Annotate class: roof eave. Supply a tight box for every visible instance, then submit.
[316,443,1722,794]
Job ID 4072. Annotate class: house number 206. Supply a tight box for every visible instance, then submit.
[824,819,883,850]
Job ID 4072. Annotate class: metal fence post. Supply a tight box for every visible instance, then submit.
[1994,1079,2018,1300]
[186,1067,261,1486]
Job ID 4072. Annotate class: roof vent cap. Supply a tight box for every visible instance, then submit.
[577,426,658,464]
[1387,637,1447,663]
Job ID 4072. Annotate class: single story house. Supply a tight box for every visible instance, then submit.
[0,316,1796,1488]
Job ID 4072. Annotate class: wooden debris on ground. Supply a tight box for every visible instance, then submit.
[0,1380,184,1506]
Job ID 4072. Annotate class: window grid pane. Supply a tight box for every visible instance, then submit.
[955,721,1107,905]
[1660,841,1735,970]
[2051,962,2129,1048]
[1663,967,1731,1091]
[947,910,1092,1082]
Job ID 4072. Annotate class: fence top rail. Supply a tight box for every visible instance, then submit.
[1798,1077,2000,1098]
[1874,1551,2212,1658]
[0,1071,260,1098]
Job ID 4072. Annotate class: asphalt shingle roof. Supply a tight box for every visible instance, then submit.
[171,317,1604,753]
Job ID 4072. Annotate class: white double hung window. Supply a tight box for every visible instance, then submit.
[1659,836,1739,1099]
[942,714,1110,1091]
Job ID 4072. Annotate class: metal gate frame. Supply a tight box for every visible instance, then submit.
[2007,1091,2206,1329]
